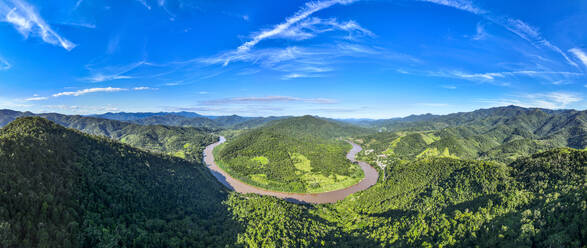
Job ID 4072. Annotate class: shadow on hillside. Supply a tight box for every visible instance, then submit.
[441,194,501,215]
[368,208,418,219]
[306,208,383,247]
[208,168,235,191]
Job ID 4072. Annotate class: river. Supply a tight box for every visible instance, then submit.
[203,136,379,204]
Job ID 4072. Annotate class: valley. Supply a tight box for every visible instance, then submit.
[0,106,585,247]
[204,136,379,204]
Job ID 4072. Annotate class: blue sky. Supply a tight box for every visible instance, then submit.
[0,0,586,118]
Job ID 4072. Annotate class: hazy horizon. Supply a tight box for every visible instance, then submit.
[2,104,585,120]
[1,0,586,118]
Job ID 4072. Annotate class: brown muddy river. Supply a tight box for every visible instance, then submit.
[203,136,379,204]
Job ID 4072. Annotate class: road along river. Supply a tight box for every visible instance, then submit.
[203,136,379,204]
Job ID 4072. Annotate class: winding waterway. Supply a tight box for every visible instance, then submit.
[203,136,379,204]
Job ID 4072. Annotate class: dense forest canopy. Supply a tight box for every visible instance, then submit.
[0,111,217,162]
[354,106,587,164]
[0,106,585,247]
[0,117,240,247]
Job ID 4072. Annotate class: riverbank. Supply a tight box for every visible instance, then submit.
[203,136,379,204]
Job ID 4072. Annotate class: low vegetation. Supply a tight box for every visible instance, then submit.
[216,116,366,193]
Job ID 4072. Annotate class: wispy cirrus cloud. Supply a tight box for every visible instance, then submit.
[84,61,146,82]
[0,0,75,50]
[419,0,484,14]
[275,17,374,41]
[133,86,158,91]
[135,0,151,10]
[198,0,385,80]
[202,44,374,79]
[420,0,578,68]
[281,73,324,80]
[432,70,583,84]
[0,56,10,70]
[24,96,48,101]
[24,86,154,101]
[569,48,587,68]
[52,87,128,97]
[479,92,582,109]
[471,22,487,40]
[202,96,338,105]
[237,0,356,53]
[205,0,361,68]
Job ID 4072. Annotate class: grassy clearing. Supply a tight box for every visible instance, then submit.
[251,156,269,166]
[416,147,459,158]
[291,153,312,172]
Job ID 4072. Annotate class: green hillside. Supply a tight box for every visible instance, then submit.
[0,113,585,247]
[0,111,217,162]
[226,148,586,247]
[216,116,369,193]
[355,106,586,164]
[0,117,240,247]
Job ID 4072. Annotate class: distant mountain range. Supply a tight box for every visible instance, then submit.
[90,112,289,129]
[0,109,217,162]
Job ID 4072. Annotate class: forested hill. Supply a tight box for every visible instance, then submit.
[0,111,217,162]
[225,147,586,247]
[368,106,586,145]
[263,115,372,139]
[354,106,586,163]
[216,116,369,193]
[93,111,288,129]
[0,117,240,247]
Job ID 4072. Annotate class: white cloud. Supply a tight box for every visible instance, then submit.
[237,0,356,53]
[133,86,157,91]
[57,21,96,29]
[419,0,484,14]
[500,18,578,68]
[135,0,151,10]
[203,44,376,78]
[442,85,457,89]
[453,71,505,80]
[24,96,48,101]
[74,0,84,9]
[472,22,487,40]
[281,73,323,80]
[212,0,357,66]
[86,74,132,83]
[22,86,153,102]
[0,0,76,50]
[420,0,578,68]
[569,48,587,68]
[275,17,373,41]
[53,87,127,97]
[0,57,10,70]
[199,91,209,95]
[434,70,582,84]
[480,92,582,109]
[84,61,145,82]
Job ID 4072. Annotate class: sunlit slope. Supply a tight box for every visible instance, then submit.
[356,106,587,163]
[216,115,370,193]
[226,148,586,247]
